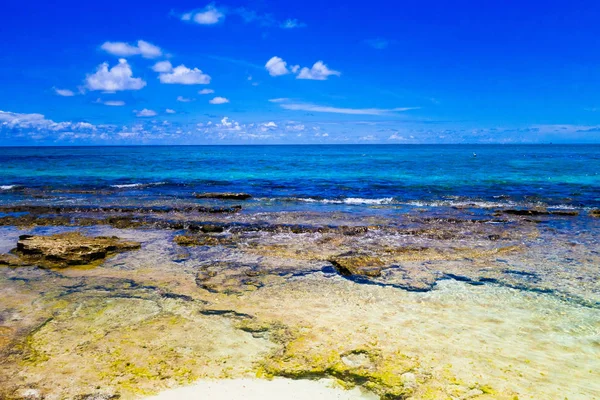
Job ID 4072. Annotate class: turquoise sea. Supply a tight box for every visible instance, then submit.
[1,144,599,210]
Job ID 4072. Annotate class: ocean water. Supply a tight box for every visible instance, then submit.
[1,144,599,210]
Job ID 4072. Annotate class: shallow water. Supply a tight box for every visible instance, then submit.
[0,145,599,399]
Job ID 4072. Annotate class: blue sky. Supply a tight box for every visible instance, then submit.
[1,0,600,144]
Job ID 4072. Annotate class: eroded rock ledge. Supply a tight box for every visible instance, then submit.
[1,232,141,269]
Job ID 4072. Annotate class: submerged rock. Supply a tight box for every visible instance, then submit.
[329,252,385,277]
[8,232,141,268]
[194,192,252,200]
[501,208,579,217]
[174,234,234,247]
[0,253,26,267]
[590,209,600,217]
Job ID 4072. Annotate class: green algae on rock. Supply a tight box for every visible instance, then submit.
[6,232,141,269]
[329,252,385,277]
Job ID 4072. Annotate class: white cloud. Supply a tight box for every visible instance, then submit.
[218,117,241,130]
[135,109,157,117]
[266,58,340,80]
[198,88,215,95]
[280,19,306,29]
[101,40,162,58]
[104,100,125,106]
[177,96,193,102]
[265,56,289,76]
[286,123,305,131]
[278,102,417,115]
[166,109,176,114]
[209,96,230,104]
[158,64,211,85]
[152,61,173,72]
[260,122,277,130]
[297,61,340,80]
[86,59,146,92]
[95,98,125,106]
[269,98,289,103]
[183,4,225,25]
[54,88,74,97]
[0,110,97,134]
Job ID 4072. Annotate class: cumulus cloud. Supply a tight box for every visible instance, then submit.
[218,116,241,130]
[135,109,157,117]
[198,88,215,95]
[266,58,340,80]
[297,61,341,80]
[157,63,211,85]
[152,61,173,72]
[277,101,417,115]
[177,96,193,102]
[101,40,162,58]
[280,19,306,29]
[265,56,289,76]
[260,122,278,130]
[209,96,229,104]
[54,88,74,97]
[182,4,225,25]
[86,59,146,92]
[166,109,176,114]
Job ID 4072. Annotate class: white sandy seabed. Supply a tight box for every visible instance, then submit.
[146,378,378,400]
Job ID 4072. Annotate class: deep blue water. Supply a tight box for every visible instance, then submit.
[1,145,599,210]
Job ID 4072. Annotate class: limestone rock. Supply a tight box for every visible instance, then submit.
[10,232,140,268]
[329,252,385,277]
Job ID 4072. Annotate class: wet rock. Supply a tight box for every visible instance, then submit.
[0,253,26,267]
[590,209,600,217]
[10,232,141,268]
[194,192,252,200]
[329,252,385,277]
[73,394,120,400]
[174,234,234,247]
[194,261,275,294]
[199,224,225,233]
[502,208,578,217]
[0,204,242,216]
[502,209,551,216]
[550,210,579,216]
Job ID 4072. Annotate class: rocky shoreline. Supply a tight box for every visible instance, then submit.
[0,201,599,399]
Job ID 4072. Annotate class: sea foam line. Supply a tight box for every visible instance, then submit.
[110,182,167,189]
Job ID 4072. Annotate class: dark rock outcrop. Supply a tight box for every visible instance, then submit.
[194,192,252,200]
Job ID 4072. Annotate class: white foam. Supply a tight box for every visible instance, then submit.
[344,197,394,205]
[146,378,378,400]
[111,182,166,189]
[0,185,16,190]
[294,197,394,205]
